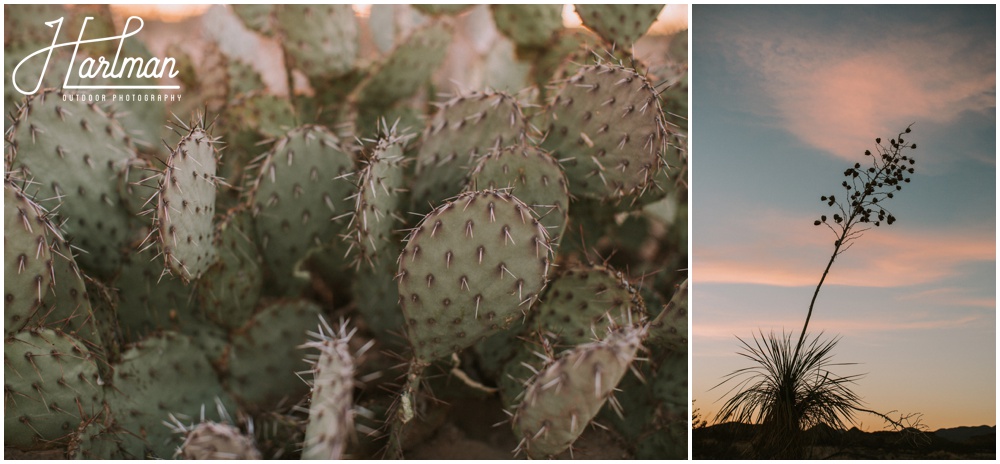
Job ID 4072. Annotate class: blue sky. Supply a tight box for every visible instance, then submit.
[692,5,996,429]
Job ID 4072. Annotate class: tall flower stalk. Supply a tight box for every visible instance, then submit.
[795,124,918,359]
[714,126,920,458]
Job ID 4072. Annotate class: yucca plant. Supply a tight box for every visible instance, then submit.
[714,331,863,458]
[713,126,920,459]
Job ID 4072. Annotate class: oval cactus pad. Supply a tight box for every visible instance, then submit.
[398,190,553,363]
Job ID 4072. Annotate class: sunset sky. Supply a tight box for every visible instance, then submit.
[692,5,995,430]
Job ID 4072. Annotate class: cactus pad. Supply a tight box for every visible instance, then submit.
[152,123,221,282]
[224,299,322,409]
[412,91,528,211]
[467,145,569,245]
[178,422,262,459]
[648,279,687,353]
[4,180,55,335]
[196,206,262,330]
[106,332,237,458]
[512,325,645,458]
[4,329,103,450]
[349,128,412,267]
[6,90,137,278]
[574,4,665,47]
[276,5,358,79]
[542,63,671,200]
[398,190,552,363]
[246,125,355,294]
[301,319,358,459]
[492,5,563,48]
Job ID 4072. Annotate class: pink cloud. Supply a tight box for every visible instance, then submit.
[693,312,987,340]
[724,23,995,162]
[695,210,995,288]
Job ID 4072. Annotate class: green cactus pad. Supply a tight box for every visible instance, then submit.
[196,206,262,330]
[4,329,103,451]
[498,263,646,407]
[276,4,358,79]
[6,90,137,278]
[226,91,298,140]
[529,29,603,89]
[542,63,672,200]
[246,125,355,295]
[349,128,412,267]
[228,57,265,98]
[178,422,262,459]
[574,4,665,47]
[467,145,569,246]
[412,4,473,16]
[68,415,150,459]
[535,263,647,346]
[232,4,277,37]
[302,320,358,460]
[118,158,159,219]
[648,279,687,353]
[5,178,104,360]
[512,325,645,458]
[352,249,407,345]
[152,123,220,282]
[398,190,552,364]
[224,299,322,409]
[113,243,200,343]
[4,180,55,335]
[492,5,563,48]
[412,91,528,211]
[106,331,237,459]
[351,21,452,109]
[600,348,687,459]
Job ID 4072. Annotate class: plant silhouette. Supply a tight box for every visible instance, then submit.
[713,125,923,459]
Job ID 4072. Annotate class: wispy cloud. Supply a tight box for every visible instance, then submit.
[716,7,995,162]
[695,210,995,288]
[693,313,987,340]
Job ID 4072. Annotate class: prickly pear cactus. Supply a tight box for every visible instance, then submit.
[351,21,452,109]
[512,325,646,458]
[105,332,237,458]
[466,145,570,246]
[4,329,103,450]
[4,4,686,459]
[301,319,359,460]
[411,91,529,211]
[6,90,137,278]
[4,179,54,335]
[232,4,277,38]
[197,206,263,330]
[398,190,553,364]
[574,4,665,48]
[177,421,262,460]
[224,299,323,409]
[491,4,563,48]
[649,279,688,352]
[276,4,358,79]
[151,121,221,282]
[245,125,355,294]
[412,4,474,17]
[542,63,673,201]
[349,127,412,267]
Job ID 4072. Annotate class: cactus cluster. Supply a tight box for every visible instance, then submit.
[5,4,687,459]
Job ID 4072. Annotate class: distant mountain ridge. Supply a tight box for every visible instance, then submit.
[934,425,996,443]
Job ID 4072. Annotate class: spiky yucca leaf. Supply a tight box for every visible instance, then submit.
[713,331,863,458]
